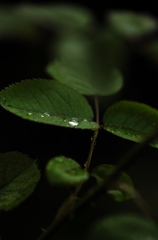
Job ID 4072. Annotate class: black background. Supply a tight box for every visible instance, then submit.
[1,1,158,240]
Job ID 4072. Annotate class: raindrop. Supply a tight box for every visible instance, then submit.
[44,112,50,117]
[28,112,33,116]
[68,119,79,127]
[41,114,45,118]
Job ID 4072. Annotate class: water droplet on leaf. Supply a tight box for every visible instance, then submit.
[41,114,45,118]
[44,112,50,117]
[68,119,79,127]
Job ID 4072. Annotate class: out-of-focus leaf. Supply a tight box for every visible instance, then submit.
[14,4,94,33]
[91,164,133,201]
[103,101,158,147]
[0,8,38,40]
[46,31,124,96]
[86,214,158,240]
[107,11,157,38]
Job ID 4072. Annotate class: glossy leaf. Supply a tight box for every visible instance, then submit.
[103,101,158,147]
[87,214,158,240]
[46,31,123,96]
[0,152,40,211]
[107,11,157,38]
[14,4,94,32]
[46,156,89,186]
[0,80,98,130]
[91,164,133,201]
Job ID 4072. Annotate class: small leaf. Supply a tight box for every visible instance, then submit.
[107,11,157,38]
[0,152,40,211]
[91,164,133,201]
[14,4,94,32]
[46,31,124,96]
[46,156,89,186]
[103,101,158,147]
[0,80,98,130]
[87,214,158,240]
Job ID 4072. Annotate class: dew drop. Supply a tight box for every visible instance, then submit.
[28,112,33,116]
[41,114,45,118]
[68,119,79,127]
[44,112,50,117]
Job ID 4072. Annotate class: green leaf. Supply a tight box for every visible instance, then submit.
[87,214,158,240]
[103,101,158,147]
[91,164,133,201]
[46,156,89,186]
[0,79,98,130]
[14,4,94,32]
[0,152,40,211]
[46,31,123,96]
[107,11,157,38]
[0,8,38,39]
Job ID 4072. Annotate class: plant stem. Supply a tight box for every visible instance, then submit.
[94,94,99,125]
[84,95,99,171]
[84,130,99,171]
[38,95,100,240]
[38,119,158,240]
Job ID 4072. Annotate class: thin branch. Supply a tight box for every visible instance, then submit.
[94,95,99,125]
[38,95,100,240]
[84,95,100,171]
[84,129,99,171]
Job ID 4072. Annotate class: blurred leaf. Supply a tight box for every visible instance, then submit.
[14,3,94,33]
[46,156,89,186]
[87,214,158,240]
[91,164,133,201]
[0,79,98,130]
[107,11,157,38]
[46,31,124,96]
[0,8,38,40]
[0,152,40,211]
[103,101,158,147]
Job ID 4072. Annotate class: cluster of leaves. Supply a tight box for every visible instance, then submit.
[1,3,158,240]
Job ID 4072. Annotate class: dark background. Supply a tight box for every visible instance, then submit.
[1,1,158,240]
